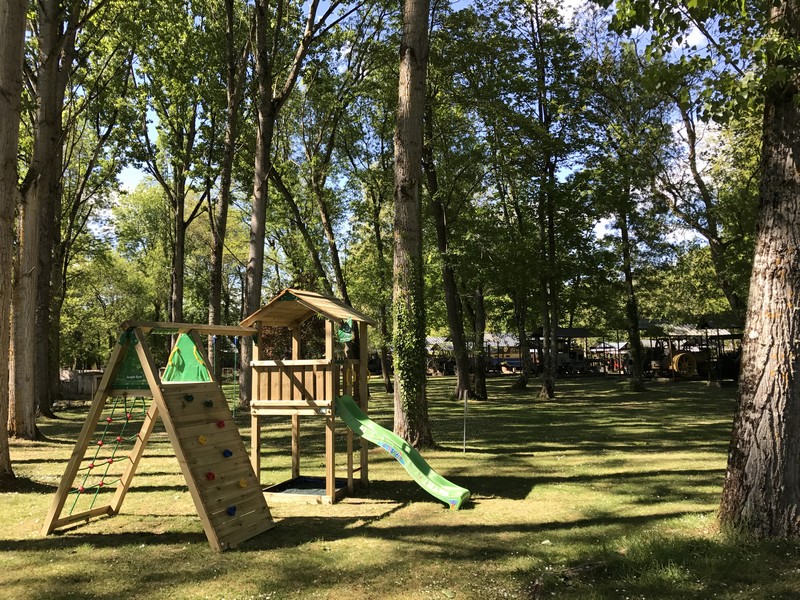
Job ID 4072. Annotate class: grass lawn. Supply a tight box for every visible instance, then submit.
[3,376,800,599]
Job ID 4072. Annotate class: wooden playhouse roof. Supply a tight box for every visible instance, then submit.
[240,288,378,328]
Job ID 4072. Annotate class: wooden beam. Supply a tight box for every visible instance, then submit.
[359,320,370,486]
[291,416,300,480]
[251,413,261,486]
[119,321,257,337]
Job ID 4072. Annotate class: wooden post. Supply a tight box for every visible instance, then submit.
[291,416,300,480]
[325,319,335,501]
[251,412,261,485]
[291,325,301,479]
[251,324,261,484]
[359,321,369,485]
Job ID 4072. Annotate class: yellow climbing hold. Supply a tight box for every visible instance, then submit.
[198,435,207,445]
[238,479,248,489]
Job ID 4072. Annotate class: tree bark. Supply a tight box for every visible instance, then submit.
[618,203,646,391]
[242,0,332,407]
[719,0,800,537]
[467,285,488,401]
[0,0,27,483]
[12,0,73,439]
[368,189,394,394]
[510,292,534,390]
[209,0,247,378]
[392,0,432,447]
[423,110,472,400]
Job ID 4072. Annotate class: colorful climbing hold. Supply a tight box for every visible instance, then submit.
[198,435,207,445]
[107,458,114,464]
[184,394,194,402]
[227,506,236,516]
[204,400,213,408]
[206,471,216,481]
[106,416,113,423]
[216,420,225,428]
[238,479,248,489]
[97,440,104,447]
[222,449,233,458]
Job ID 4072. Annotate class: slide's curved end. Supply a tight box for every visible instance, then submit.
[337,395,470,510]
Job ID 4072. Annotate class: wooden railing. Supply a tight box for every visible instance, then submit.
[250,359,361,416]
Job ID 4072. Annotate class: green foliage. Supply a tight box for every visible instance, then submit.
[638,243,733,324]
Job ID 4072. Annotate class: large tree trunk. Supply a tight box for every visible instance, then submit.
[618,205,646,391]
[392,0,432,448]
[11,0,71,440]
[719,1,800,537]
[0,0,27,483]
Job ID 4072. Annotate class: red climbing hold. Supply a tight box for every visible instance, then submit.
[116,436,123,442]
[206,471,216,481]
[106,416,113,423]
[126,413,132,420]
[217,420,225,428]
[107,458,114,464]
[97,440,104,446]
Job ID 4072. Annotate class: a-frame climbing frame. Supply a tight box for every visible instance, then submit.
[41,321,274,552]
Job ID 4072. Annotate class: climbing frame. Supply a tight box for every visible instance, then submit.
[42,321,273,552]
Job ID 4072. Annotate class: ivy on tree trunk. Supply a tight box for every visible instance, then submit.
[392,0,433,448]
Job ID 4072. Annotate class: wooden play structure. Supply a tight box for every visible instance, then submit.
[42,322,273,552]
[240,288,377,504]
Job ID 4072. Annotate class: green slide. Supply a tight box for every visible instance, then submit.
[336,395,470,510]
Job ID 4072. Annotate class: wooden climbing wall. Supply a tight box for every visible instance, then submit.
[42,322,273,552]
[157,381,273,551]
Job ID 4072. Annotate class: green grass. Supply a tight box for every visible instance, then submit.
[3,376,800,599]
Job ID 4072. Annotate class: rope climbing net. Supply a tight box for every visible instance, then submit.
[66,394,149,516]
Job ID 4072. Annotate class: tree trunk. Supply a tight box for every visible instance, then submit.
[370,191,394,394]
[11,0,70,440]
[618,205,646,391]
[392,0,432,448]
[511,292,534,390]
[423,115,472,400]
[209,0,247,379]
[242,0,327,406]
[471,285,488,401]
[0,0,27,483]
[270,168,333,295]
[719,1,800,537]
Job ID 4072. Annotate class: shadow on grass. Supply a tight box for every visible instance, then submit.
[0,477,55,494]
[528,530,800,599]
